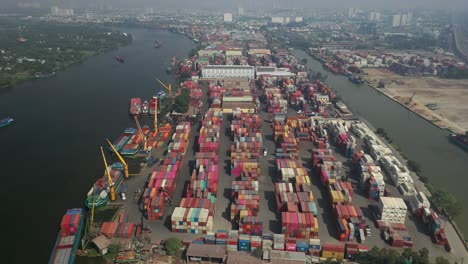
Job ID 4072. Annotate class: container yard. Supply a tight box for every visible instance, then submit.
[49,38,464,264]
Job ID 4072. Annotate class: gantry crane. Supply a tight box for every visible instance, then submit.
[106,139,130,178]
[134,116,148,151]
[100,146,116,201]
[156,78,172,98]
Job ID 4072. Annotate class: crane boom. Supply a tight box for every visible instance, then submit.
[100,146,116,201]
[154,97,158,134]
[156,78,172,98]
[106,139,129,178]
[134,116,147,151]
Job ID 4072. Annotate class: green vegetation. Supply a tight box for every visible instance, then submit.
[103,244,120,261]
[0,19,132,88]
[385,34,437,50]
[356,247,444,264]
[432,188,462,217]
[165,237,182,256]
[407,160,422,174]
[375,127,392,143]
[173,88,190,113]
[443,66,468,79]
[301,58,308,65]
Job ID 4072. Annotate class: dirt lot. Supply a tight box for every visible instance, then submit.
[364,68,468,134]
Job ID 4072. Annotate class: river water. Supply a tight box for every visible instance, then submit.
[0,28,194,263]
[293,50,468,237]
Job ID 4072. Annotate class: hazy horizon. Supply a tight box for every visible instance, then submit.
[1,0,467,11]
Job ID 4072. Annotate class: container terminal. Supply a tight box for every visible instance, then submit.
[49,40,466,264]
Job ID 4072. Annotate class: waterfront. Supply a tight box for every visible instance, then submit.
[0,28,194,263]
[294,50,468,238]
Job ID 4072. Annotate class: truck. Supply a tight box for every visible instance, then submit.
[120,184,128,200]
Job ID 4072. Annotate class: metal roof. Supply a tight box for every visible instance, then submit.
[186,244,226,259]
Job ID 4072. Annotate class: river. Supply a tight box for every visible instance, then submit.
[293,50,468,237]
[0,28,194,263]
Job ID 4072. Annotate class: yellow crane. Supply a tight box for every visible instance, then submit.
[106,139,130,178]
[100,146,116,201]
[156,78,172,98]
[152,96,159,134]
[134,116,148,151]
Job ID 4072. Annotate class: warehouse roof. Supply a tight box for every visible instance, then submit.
[270,250,306,264]
[92,235,111,251]
[186,244,226,260]
[203,65,254,70]
[226,251,263,264]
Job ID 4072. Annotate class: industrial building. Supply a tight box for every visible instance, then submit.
[202,65,255,79]
[224,13,233,22]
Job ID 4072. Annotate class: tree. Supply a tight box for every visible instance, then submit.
[434,257,450,264]
[173,88,190,113]
[165,237,182,256]
[417,248,429,264]
[432,188,462,217]
[301,58,308,65]
[407,160,421,174]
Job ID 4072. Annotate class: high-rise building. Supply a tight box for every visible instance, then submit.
[401,14,408,26]
[369,12,381,22]
[295,17,303,23]
[271,17,285,24]
[392,14,401,27]
[347,8,357,18]
[223,13,233,22]
[407,12,413,25]
[51,6,74,16]
[237,7,244,16]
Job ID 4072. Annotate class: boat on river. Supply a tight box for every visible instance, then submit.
[85,163,125,209]
[49,208,84,264]
[35,72,56,79]
[115,56,125,63]
[0,117,14,128]
[449,133,468,152]
[142,101,149,115]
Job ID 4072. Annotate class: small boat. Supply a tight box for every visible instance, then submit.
[0,117,14,128]
[154,41,161,48]
[449,133,468,152]
[149,96,158,115]
[166,65,173,74]
[157,91,167,100]
[129,98,142,115]
[115,56,125,63]
[142,101,149,114]
[34,72,56,78]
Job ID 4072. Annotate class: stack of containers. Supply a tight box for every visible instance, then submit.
[230,112,263,236]
[171,207,212,234]
[333,204,365,242]
[262,233,273,252]
[144,122,191,221]
[311,149,343,184]
[309,238,321,257]
[328,180,354,204]
[321,244,345,259]
[273,234,286,251]
[100,222,135,238]
[227,230,239,252]
[172,109,222,233]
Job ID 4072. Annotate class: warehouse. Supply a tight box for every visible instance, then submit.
[185,244,226,263]
[202,65,255,79]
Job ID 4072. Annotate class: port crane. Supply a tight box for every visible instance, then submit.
[152,96,159,134]
[134,116,148,151]
[156,78,173,98]
[100,146,116,201]
[106,139,133,177]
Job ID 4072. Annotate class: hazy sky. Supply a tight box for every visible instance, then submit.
[1,0,467,10]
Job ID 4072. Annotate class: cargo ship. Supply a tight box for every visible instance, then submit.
[110,128,137,152]
[120,126,150,156]
[85,163,125,208]
[115,56,125,63]
[142,100,149,115]
[348,75,365,84]
[48,208,84,264]
[0,117,14,128]
[449,133,468,151]
[129,98,142,115]
[149,96,158,115]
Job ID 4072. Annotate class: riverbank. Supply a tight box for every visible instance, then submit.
[364,68,468,135]
[0,20,133,89]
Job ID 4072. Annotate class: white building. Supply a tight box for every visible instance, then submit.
[295,17,303,23]
[272,16,285,24]
[237,7,244,16]
[347,8,357,18]
[202,65,255,79]
[392,14,401,27]
[51,6,74,16]
[378,197,407,224]
[223,13,233,22]
[369,12,381,21]
[401,14,408,26]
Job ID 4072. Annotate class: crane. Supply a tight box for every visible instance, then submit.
[134,116,148,151]
[100,146,116,201]
[156,78,172,98]
[153,96,158,134]
[106,139,130,178]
